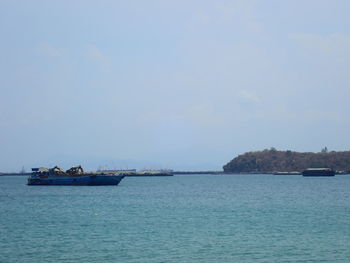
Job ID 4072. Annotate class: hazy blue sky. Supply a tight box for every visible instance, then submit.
[1,0,350,171]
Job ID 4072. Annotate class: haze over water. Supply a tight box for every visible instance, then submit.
[1,175,350,263]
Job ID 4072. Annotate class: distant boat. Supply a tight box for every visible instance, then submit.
[96,169,174,176]
[27,166,125,186]
[127,171,173,176]
[302,168,335,177]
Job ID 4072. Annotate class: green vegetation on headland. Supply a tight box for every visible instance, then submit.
[223,148,350,174]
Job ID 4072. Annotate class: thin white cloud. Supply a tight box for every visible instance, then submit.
[190,0,261,32]
[238,90,260,103]
[186,103,226,126]
[38,43,63,57]
[290,33,350,56]
[303,110,344,123]
[254,107,344,123]
[85,44,108,62]
[218,0,261,31]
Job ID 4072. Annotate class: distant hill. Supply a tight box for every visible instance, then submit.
[223,149,350,173]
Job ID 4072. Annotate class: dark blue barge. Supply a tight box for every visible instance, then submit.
[27,166,124,186]
[302,168,335,177]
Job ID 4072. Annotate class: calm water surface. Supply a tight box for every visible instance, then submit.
[1,174,350,263]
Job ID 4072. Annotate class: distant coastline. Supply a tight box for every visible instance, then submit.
[2,148,350,176]
[0,173,30,176]
[1,170,349,176]
[223,148,350,174]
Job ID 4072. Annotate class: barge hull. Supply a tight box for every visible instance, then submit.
[27,175,124,186]
[302,168,335,177]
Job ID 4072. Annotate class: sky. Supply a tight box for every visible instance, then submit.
[1,0,350,171]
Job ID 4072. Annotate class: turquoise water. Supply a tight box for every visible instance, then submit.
[1,174,350,263]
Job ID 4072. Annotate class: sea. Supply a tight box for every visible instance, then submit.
[1,174,350,263]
